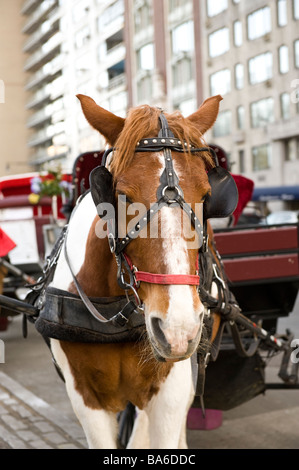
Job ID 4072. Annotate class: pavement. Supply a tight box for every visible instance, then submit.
[0,371,87,449]
[0,304,298,451]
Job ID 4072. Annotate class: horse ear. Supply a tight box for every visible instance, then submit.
[76,94,125,146]
[187,95,223,135]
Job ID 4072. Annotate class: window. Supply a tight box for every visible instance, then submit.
[208,28,230,58]
[98,0,124,31]
[237,106,245,129]
[248,7,271,40]
[281,92,290,119]
[251,98,274,128]
[106,30,124,52]
[134,1,152,32]
[285,137,299,161]
[172,56,193,86]
[278,0,287,26]
[294,0,299,19]
[249,52,272,84]
[210,69,231,95]
[172,21,194,55]
[295,39,299,67]
[107,60,125,82]
[279,45,289,73]
[137,43,154,71]
[213,110,231,137]
[235,63,244,89]
[234,20,242,47]
[207,0,227,17]
[252,144,271,171]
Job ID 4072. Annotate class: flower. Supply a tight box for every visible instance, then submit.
[30,176,42,194]
[28,164,71,204]
[28,193,40,204]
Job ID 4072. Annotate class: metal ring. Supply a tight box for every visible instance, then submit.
[125,283,143,308]
[108,232,116,253]
[162,185,182,203]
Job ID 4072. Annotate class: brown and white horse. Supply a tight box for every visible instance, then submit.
[49,94,223,449]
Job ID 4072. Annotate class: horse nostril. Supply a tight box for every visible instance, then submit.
[150,317,169,349]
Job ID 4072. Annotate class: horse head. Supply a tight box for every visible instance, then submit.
[76,94,228,362]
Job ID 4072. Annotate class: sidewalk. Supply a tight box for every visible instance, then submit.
[0,371,87,449]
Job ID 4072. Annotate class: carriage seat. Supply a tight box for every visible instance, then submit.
[72,151,104,203]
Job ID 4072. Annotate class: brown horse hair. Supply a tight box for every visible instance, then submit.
[109,105,213,179]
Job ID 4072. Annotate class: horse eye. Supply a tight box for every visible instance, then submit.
[116,191,133,204]
[199,192,208,203]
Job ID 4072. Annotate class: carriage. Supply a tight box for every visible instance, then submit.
[0,94,298,449]
[0,171,71,328]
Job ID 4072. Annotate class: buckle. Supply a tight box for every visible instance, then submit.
[108,232,116,253]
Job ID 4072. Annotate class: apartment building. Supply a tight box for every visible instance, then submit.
[21,0,299,193]
[0,0,30,177]
[200,0,299,191]
[22,0,128,168]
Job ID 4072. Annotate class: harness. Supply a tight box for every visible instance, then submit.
[88,110,239,325]
[28,111,241,349]
[22,109,298,427]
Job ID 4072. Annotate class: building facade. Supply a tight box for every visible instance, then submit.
[0,0,30,177]
[201,0,299,191]
[20,0,299,192]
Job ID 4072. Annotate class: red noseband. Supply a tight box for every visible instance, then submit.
[134,271,200,286]
[124,254,200,286]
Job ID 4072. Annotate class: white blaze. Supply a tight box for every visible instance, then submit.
[151,154,202,353]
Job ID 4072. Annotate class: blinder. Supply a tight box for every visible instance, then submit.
[90,165,115,219]
[204,165,238,220]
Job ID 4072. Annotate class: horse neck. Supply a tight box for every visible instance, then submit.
[74,216,124,298]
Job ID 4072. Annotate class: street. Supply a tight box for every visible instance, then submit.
[0,297,299,450]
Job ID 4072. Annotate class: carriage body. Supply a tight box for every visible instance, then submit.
[215,223,299,330]
[0,173,70,321]
[198,222,299,411]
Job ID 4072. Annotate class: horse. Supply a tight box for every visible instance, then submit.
[46,93,238,449]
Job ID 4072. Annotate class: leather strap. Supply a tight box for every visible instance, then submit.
[134,271,200,286]
[63,222,137,326]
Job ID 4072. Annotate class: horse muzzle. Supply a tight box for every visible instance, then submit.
[147,314,203,362]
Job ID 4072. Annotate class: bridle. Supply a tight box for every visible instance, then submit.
[99,112,218,298]
[62,110,238,327]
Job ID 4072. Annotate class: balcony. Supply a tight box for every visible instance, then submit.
[108,73,126,91]
[26,87,51,110]
[24,32,62,72]
[23,14,59,53]
[27,108,52,129]
[25,55,63,91]
[22,0,59,35]
[21,0,40,15]
[27,128,54,147]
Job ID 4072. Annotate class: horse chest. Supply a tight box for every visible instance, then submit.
[59,341,172,412]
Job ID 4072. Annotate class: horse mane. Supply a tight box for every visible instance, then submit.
[109,105,213,178]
